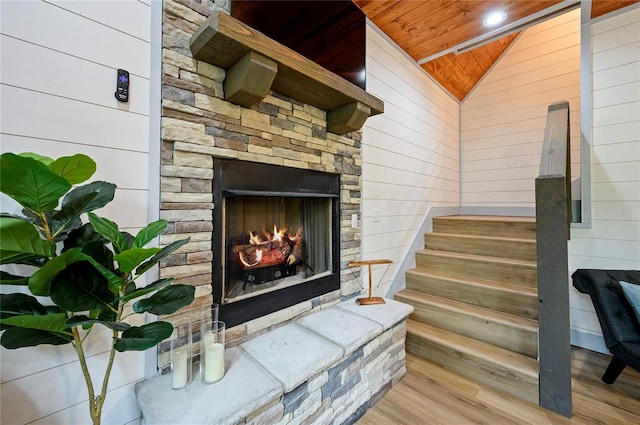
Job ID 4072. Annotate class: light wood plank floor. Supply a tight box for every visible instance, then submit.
[358,348,640,424]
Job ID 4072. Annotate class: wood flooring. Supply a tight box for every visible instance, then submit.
[358,348,640,425]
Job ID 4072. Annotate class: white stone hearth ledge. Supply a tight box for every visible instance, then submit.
[136,298,413,425]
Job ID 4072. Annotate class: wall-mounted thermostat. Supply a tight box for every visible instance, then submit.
[114,69,129,102]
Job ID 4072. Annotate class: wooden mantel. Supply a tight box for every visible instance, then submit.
[190,11,384,135]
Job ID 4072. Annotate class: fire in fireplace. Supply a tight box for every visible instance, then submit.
[213,159,340,327]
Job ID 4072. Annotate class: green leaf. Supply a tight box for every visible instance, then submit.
[115,248,161,273]
[82,255,125,290]
[28,248,85,296]
[0,271,29,285]
[66,316,131,332]
[117,278,174,305]
[0,293,62,319]
[0,153,71,213]
[1,327,72,348]
[51,181,116,237]
[49,154,96,185]
[0,217,55,265]
[114,321,173,352]
[132,284,195,315]
[135,238,190,276]
[49,250,116,312]
[19,152,54,166]
[88,213,128,254]
[62,223,106,252]
[134,219,168,248]
[0,313,68,333]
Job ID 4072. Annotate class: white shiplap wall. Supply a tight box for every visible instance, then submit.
[362,24,460,296]
[0,1,153,424]
[460,9,581,209]
[569,6,640,350]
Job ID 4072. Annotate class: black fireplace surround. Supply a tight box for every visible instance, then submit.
[213,159,341,327]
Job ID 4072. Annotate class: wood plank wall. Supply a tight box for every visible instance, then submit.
[460,9,581,208]
[362,25,460,296]
[0,1,153,423]
[569,6,640,351]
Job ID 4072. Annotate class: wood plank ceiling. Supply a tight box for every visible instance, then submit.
[353,0,639,101]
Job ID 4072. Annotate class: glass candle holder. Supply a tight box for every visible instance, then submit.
[169,317,192,390]
[201,320,225,384]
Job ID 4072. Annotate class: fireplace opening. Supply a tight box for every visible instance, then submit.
[213,159,340,327]
[224,195,332,302]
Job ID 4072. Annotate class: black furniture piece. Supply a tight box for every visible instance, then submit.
[572,269,640,384]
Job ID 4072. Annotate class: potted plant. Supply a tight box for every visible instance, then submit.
[0,152,195,425]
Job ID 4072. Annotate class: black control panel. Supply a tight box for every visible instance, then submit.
[114,69,129,102]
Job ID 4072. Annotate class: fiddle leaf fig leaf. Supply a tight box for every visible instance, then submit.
[134,219,167,249]
[88,213,128,254]
[0,271,29,285]
[135,238,190,276]
[49,255,116,312]
[0,293,62,318]
[66,316,131,332]
[132,285,195,315]
[62,223,106,252]
[115,248,162,274]
[0,313,68,333]
[114,321,173,352]
[0,216,55,265]
[28,248,85,296]
[19,152,54,166]
[82,255,125,290]
[49,154,96,185]
[117,278,174,305]
[52,181,116,237]
[1,327,72,348]
[0,153,71,213]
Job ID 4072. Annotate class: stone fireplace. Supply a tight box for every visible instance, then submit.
[138,3,413,424]
[158,0,382,341]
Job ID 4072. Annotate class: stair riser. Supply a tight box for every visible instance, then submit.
[425,234,536,262]
[406,332,539,405]
[416,252,537,287]
[398,296,538,358]
[433,218,536,240]
[406,272,538,319]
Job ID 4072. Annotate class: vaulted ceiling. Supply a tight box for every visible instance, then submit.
[354,0,639,101]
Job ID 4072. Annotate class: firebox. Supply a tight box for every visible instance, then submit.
[213,159,340,327]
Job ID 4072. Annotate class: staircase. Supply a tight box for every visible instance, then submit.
[396,215,540,404]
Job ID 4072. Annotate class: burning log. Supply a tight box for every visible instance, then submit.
[235,226,303,270]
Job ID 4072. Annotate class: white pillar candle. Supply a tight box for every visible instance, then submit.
[171,349,188,389]
[204,343,225,382]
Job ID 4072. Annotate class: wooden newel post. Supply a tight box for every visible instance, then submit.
[348,259,393,305]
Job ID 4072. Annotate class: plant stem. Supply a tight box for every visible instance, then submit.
[72,326,99,424]
[94,288,127,425]
[38,212,53,243]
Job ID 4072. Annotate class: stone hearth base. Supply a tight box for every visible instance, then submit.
[136,298,413,424]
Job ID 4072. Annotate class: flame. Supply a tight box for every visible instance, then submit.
[248,231,262,245]
[248,225,288,245]
[272,225,286,242]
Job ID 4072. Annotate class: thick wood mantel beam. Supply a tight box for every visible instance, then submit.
[190,11,384,135]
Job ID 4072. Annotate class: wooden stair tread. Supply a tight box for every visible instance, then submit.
[427,232,536,244]
[397,289,538,331]
[437,215,536,223]
[407,319,539,378]
[406,268,538,297]
[417,249,537,268]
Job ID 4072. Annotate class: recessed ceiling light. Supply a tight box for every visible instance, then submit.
[483,10,507,28]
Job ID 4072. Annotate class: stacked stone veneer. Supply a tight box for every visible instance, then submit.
[159,0,363,342]
[248,322,408,425]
